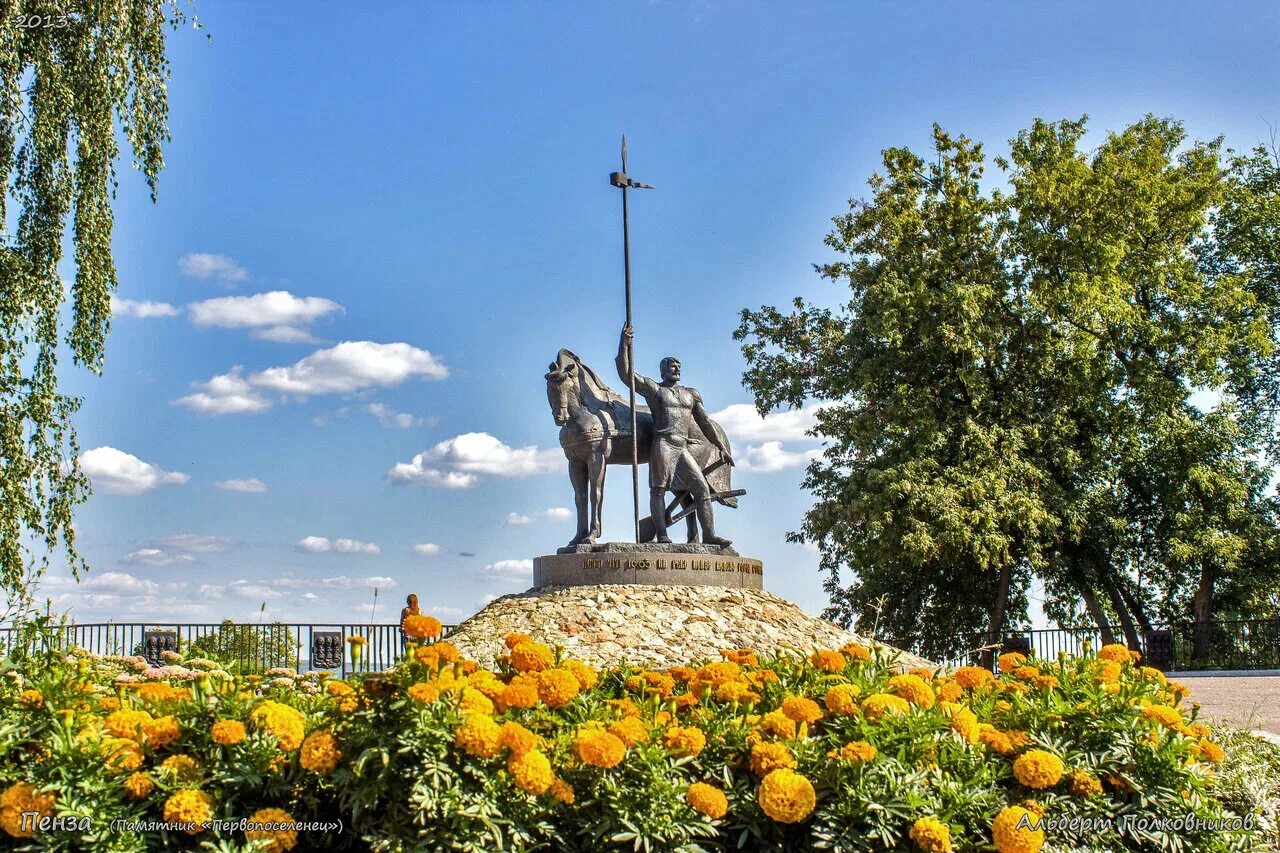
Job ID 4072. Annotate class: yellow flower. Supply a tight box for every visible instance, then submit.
[841,642,871,662]
[299,730,341,774]
[142,716,181,748]
[509,642,555,672]
[861,693,910,720]
[402,614,443,640]
[0,782,56,838]
[211,719,246,746]
[698,661,742,685]
[810,650,846,672]
[686,782,728,819]
[504,632,534,649]
[939,702,980,743]
[938,682,964,702]
[500,721,541,757]
[977,725,1015,756]
[759,709,799,739]
[713,680,755,703]
[550,778,575,804]
[162,789,213,834]
[501,676,540,709]
[992,805,1044,853]
[407,681,442,704]
[159,754,201,783]
[910,816,952,853]
[455,714,503,758]
[1094,662,1122,685]
[1012,749,1064,789]
[750,741,796,776]
[1067,770,1102,797]
[954,666,995,689]
[537,669,581,708]
[1197,739,1225,763]
[123,772,155,800]
[757,768,815,824]
[248,701,306,751]
[508,749,554,795]
[888,674,936,709]
[663,726,707,758]
[1012,665,1038,681]
[1141,704,1182,729]
[102,737,145,771]
[574,728,626,768]
[563,659,598,691]
[781,695,824,724]
[997,652,1026,674]
[245,807,298,852]
[104,708,153,741]
[837,740,877,763]
[459,687,495,716]
[1097,643,1131,664]
[18,689,43,710]
[1031,675,1059,691]
[608,716,650,748]
[824,683,862,715]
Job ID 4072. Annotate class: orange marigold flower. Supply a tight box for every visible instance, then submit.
[402,614,443,640]
[459,687,495,716]
[713,680,754,703]
[1031,675,1059,691]
[756,768,815,824]
[211,719,246,746]
[537,669,581,708]
[607,697,641,718]
[686,782,728,819]
[550,778,575,804]
[997,652,1026,674]
[245,807,298,852]
[887,674,935,709]
[608,716,650,748]
[810,650,846,672]
[909,816,952,853]
[824,683,861,715]
[992,805,1044,853]
[408,681,442,704]
[574,728,626,768]
[499,721,540,757]
[433,641,460,663]
[104,709,153,741]
[123,772,155,800]
[841,642,871,662]
[781,695,824,725]
[838,740,877,763]
[162,789,212,834]
[299,730,341,774]
[102,737,145,771]
[668,665,696,682]
[505,632,534,650]
[860,693,910,720]
[508,750,554,795]
[696,661,742,686]
[563,659,598,691]
[1197,739,1225,763]
[509,642,554,673]
[759,709,798,739]
[977,725,1015,756]
[938,702,980,743]
[248,701,305,751]
[1098,643,1131,664]
[501,675,540,709]
[663,726,707,758]
[18,689,43,710]
[1,782,56,838]
[750,741,796,776]
[1012,749,1064,789]
[938,682,964,702]
[159,755,200,783]
[1067,770,1102,797]
[1142,704,1182,729]
[454,714,503,758]
[142,716,181,748]
[954,666,995,690]
[1012,665,1039,681]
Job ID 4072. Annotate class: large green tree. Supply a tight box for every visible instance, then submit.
[0,2,192,613]
[737,116,1280,659]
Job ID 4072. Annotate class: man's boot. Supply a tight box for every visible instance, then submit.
[696,499,732,547]
[651,491,672,543]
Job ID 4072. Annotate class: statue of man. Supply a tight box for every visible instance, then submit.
[617,322,734,545]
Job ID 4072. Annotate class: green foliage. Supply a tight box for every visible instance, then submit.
[736,116,1280,655]
[184,621,299,675]
[0,2,192,610]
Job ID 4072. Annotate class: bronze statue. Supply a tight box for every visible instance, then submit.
[545,346,739,548]
[616,322,734,545]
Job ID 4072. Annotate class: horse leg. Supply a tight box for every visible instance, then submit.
[567,460,590,547]
[588,443,608,542]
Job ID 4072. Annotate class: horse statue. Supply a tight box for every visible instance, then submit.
[545,348,739,548]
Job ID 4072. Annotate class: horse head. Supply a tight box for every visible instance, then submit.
[545,352,580,427]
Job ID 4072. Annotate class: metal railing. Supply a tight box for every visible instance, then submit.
[0,621,458,677]
[934,618,1280,672]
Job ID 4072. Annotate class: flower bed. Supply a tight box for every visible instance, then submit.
[0,622,1275,851]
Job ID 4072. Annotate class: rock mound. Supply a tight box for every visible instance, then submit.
[445,584,932,670]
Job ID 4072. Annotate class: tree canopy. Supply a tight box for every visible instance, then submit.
[737,116,1280,659]
[0,2,190,611]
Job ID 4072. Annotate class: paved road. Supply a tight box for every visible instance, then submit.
[1175,675,1280,735]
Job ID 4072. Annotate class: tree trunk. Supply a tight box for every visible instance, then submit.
[1192,566,1215,662]
[1079,584,1116,645]
[982,563,1013,669]
[1105,583,1140,649]
[1119,582,1152,635]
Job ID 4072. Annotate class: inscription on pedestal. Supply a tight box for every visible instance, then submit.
[535,545,763,590]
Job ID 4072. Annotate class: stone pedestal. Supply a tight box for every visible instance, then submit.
[535,542,762,590]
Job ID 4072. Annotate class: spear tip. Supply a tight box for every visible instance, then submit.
[621,134,628,169]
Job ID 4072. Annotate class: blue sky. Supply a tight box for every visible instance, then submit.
[41,1,1280,628]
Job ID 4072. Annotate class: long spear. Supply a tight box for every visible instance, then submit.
[610,136,653,541]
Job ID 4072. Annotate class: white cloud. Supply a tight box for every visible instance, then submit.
[154,534,235,553]
[295,536,381,555]
[478,593,499,608]
[122,548,195,567]
[428,605,465,620]
[215,478,268,493]
[179,252,248,283]
[737,441,822,473]
[388,433,561,488]
[506,512,532,525]
[483,559,533,579]
[253,325,320,344]
[710,403,826,443]
[188,291,342,330]
[112,296,180,318]
[507,507,571,525]
[78,447,190,495]
[178,342,448,416]
[366,403,425,429]
[413,543,443,556]
[43,571,182,596]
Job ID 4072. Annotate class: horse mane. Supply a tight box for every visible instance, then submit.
[556,348,648,413]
